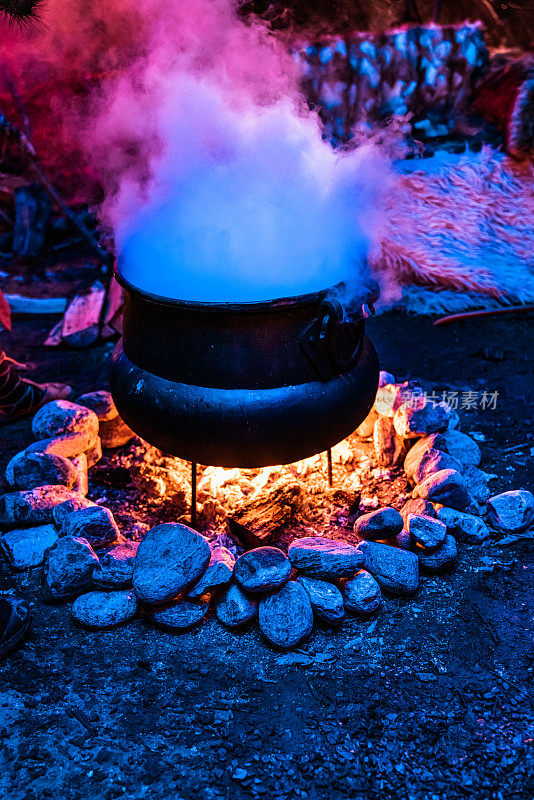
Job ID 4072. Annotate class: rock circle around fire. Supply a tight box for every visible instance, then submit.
[0,387,533,649]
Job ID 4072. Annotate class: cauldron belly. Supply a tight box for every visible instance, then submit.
[110,337,378,468]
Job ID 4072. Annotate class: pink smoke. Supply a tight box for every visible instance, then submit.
[1,0,394,302]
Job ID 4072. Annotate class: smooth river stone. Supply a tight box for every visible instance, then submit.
[439,429,482,468]
[187,546,235,599]
[53,496,97,528]
[60,505,120,549]
[32,400,99,441]
[234,546,291,594]
[404,435,441,481]
[0,486,84,527]
[69,453,89,497]
[400,498,436,526]
[99,416,135,449]
[436,507,490,544]
[6,451,78,491]
[288,536,364,580]
[342,570,382,614]
[76,390,118,422]
[418,534,457,571]
[297,576,345,625]
[415,469,472,510]
[412,449,463,485]
[147,597,210,631]
[71,590,137,629]
[353,507,404,540]
[26,431,98,459]
[133,523,211,605]
[462,466,495,504]
[407,514,447,550]
[216,582,258,628]
[258,581,314,650]
[487,490,534,533]
[44,536,99,601]
[92,540,139,588]
[394,399,452,439]
[359,540,419,595]
[0,524,58,569]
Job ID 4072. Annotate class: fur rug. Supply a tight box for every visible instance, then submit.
[372,149,534,314]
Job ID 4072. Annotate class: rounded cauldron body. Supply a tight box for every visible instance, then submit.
[110,274,379,467]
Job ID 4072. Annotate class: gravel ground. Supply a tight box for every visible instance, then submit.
[0,303,533,800]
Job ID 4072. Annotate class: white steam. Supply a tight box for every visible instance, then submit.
[88,0,393,303]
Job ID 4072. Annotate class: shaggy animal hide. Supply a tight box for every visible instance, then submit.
[371,149,534,313]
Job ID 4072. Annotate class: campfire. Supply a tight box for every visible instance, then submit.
[1,375,532,649]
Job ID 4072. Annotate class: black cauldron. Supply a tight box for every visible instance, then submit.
[110,269,380,467]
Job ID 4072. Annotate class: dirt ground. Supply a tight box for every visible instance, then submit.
[0,300,533,800]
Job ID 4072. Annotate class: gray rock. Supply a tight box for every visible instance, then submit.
[0,486,83,527]
[400,498,436,526]
[297,576,345,625]
[378,370,395,387]
[133,523,211,605]
[216,582,257,628]
[44,536,99,600]
[394,399,453,439]
[69,454,88,497]
[52,496,97,528]
[6,451,78,491]
[32,399,99,441]
[85,436,102,468]
[412,449,463,485]
[407,514,447,550]
[374,383,406,417]
[188,546,235,599]
[342,570,382,614]
[92,540,139,588]
[0,524,58,569]
[487,490,534,533]
[436,507,490,544]
[395,530,413,550]
[234,546,291,594]
[76,391,118,422]
[462,466,496,504]
[355,408,378,438]
[359,540,419,594]
[258,581,314,650]
[353,507,404,540]
[418,534,457,571]
[61,506,120,549]
[146,597,210,631]
[373,416,405,467]
[288,536,364,580]
[416,469,472,510]
[99,416,135,449]
[26,430,98,459]
[71,590,137,629]
[439,429,481,468]
[404,435,441,480]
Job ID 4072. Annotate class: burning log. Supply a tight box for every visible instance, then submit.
[228,477,305,547]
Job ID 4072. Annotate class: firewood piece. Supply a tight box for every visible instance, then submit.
[4,295,67,314]
[230,479,304,546]
[61,281,106,348]
[13,184,51,258]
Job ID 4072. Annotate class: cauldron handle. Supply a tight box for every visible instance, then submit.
[301,297,368,381]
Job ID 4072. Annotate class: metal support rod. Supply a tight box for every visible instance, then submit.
[191,461,197,529]
[327,448,333,488]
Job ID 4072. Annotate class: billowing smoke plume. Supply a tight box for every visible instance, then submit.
[2,0,394,303]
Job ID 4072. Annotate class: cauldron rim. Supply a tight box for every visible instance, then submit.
[114,263,378,314]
